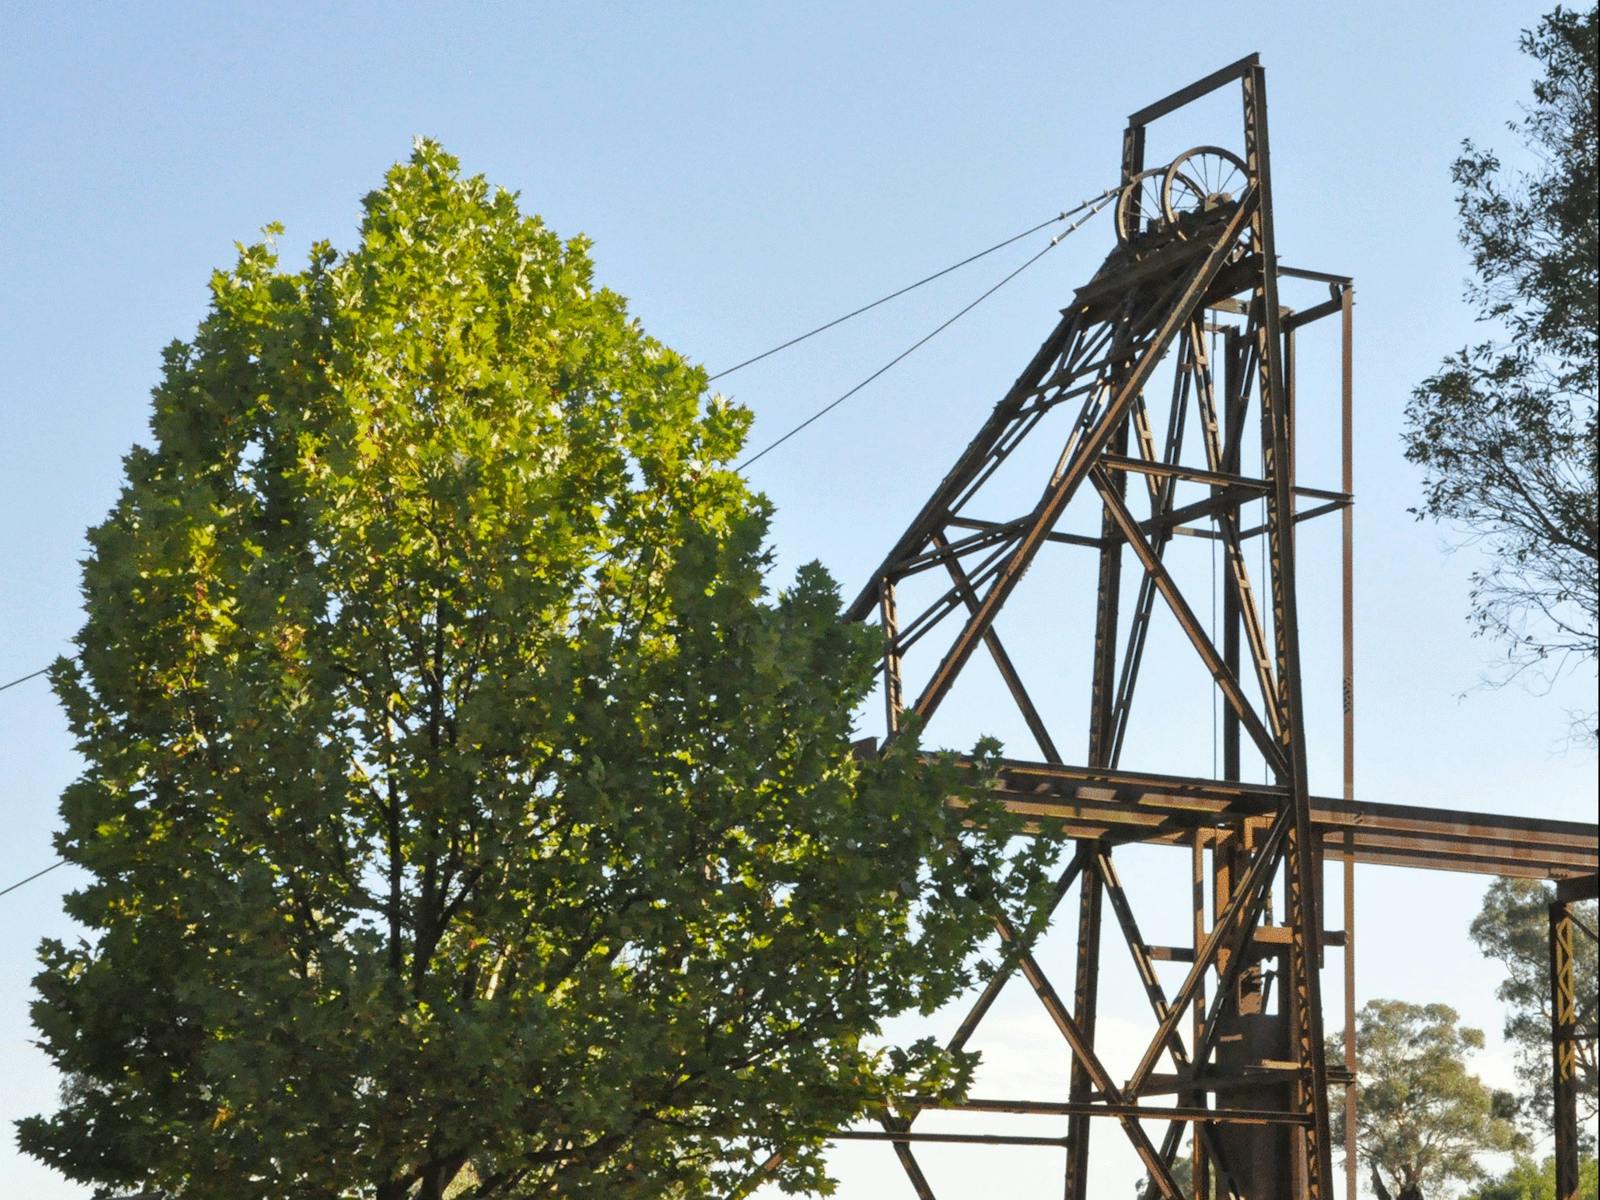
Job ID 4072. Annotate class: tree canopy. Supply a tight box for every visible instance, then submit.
[1471,878,1599,1137]
[19,141,1059,1199]
[1466,1154,1600,1200]
[1403,3,1599,736]
[1331,999,1522,1200]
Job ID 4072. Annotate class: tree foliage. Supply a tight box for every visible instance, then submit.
[1136,1145,1193,1199]
[1331,999,1522,1199]
[1466,1154,1599,1200]
[1404,4,1599,732]
[1471,878,1599,1136]
[18,141,1060,1199]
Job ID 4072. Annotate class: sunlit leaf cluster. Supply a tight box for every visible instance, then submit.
[21,141,1059,1200]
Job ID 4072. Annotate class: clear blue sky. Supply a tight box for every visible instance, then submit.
[1,3,1594,1196]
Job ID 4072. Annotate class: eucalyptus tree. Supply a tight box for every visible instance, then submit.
[1405,4,1598,734]
[1331,1000,1522,1200]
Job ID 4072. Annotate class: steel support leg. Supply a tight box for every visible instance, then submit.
[1550,898,1579,1200]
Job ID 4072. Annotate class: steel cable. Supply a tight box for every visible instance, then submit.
[736,191,1117,471]
[0,860,64,899]
[2,188,1126,901]
[0,665,51,693]
[707,186,1118,382]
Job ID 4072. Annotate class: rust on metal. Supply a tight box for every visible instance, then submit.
[748,56,1600,1200]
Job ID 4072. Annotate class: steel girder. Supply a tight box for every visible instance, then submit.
[744,54,1600,1200]
[833,56,1337,1200]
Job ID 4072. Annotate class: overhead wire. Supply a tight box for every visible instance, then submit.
[0,665,52,693]
[707,186,1118,383]
[1,191,1123,715]
[2,190,1123,713]
[735,189,1117,471]
[0,860,64,899]
[2,187,1123,900]
[2,658,69,900]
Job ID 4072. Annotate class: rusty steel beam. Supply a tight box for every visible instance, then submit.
[981,821,1591,880]
[1098,452,1348,502]
[946,848,1089,1056]
[1240,63,1334,1194]
[806,57,1600,1200]
[1107,322,1206,768]
[1128,809,1291,1094]
[993,909,1186,1200]
[829,1128,1071,1149]
[1550,895,1581,1200]
[940,758,1598,878]
[871,1097,1312,1125]
[933,530,1064,764]
[1063,851,1104,1199]
[966,817,1591,879]
[1556,873,1600,904]
[1092,466,1288,776]
[908,196,1260,732]
[945,514,1103,551]
[1128,51,1261,127]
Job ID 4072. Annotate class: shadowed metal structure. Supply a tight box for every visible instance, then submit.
[794,55,1597,1200]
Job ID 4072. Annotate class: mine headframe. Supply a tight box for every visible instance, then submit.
[839,53,1346,1200]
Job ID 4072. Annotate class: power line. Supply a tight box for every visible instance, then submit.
[0,664,52,693]
[0,209,1114,901]
[707,187,1118,383]
[0,205,1120,707]
[2,193,1125,691]
[2,195,1120,905]
[0,666,68,901]
[0,860,64,899]
[735,191,1116,472]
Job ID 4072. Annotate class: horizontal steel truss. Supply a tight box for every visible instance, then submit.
[808,829,1598,1169]
[955,757,1599,881]
[826,60,1341,1199]
[756,56,1600,1200]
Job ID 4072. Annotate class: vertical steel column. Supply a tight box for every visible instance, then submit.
[1073,421,1122,1200]
[1244,63,1334,1197]
[1550,897,1579,1200]
[1087,123,1145,762]
[1193,828,1212,1200]
[1340,288,1355,814]
[1064,852,1104,1199]
[1342,834,1357,1200]
[881,581,903,737]
[1063,120,1149,1200]
[1222,329,1243,783]
[1340,287,1358,1200]
[1285,325,1297,500]
[1088,427,1130,765]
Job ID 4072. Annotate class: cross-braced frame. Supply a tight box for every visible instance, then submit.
[825,56,1342,1199]
[739,53,1599,1200]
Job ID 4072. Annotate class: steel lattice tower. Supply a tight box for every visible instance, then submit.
[843,55,1341,1199]
[743,53,1598,1200]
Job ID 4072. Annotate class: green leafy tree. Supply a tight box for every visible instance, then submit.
[18,141,1059,1199]
[1136,1147,1193,1198]
[1330,999,1523,1199]
[1466,1153,1599,1200]
[1471,878,1599,1136]
[1404,4,1599,737]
